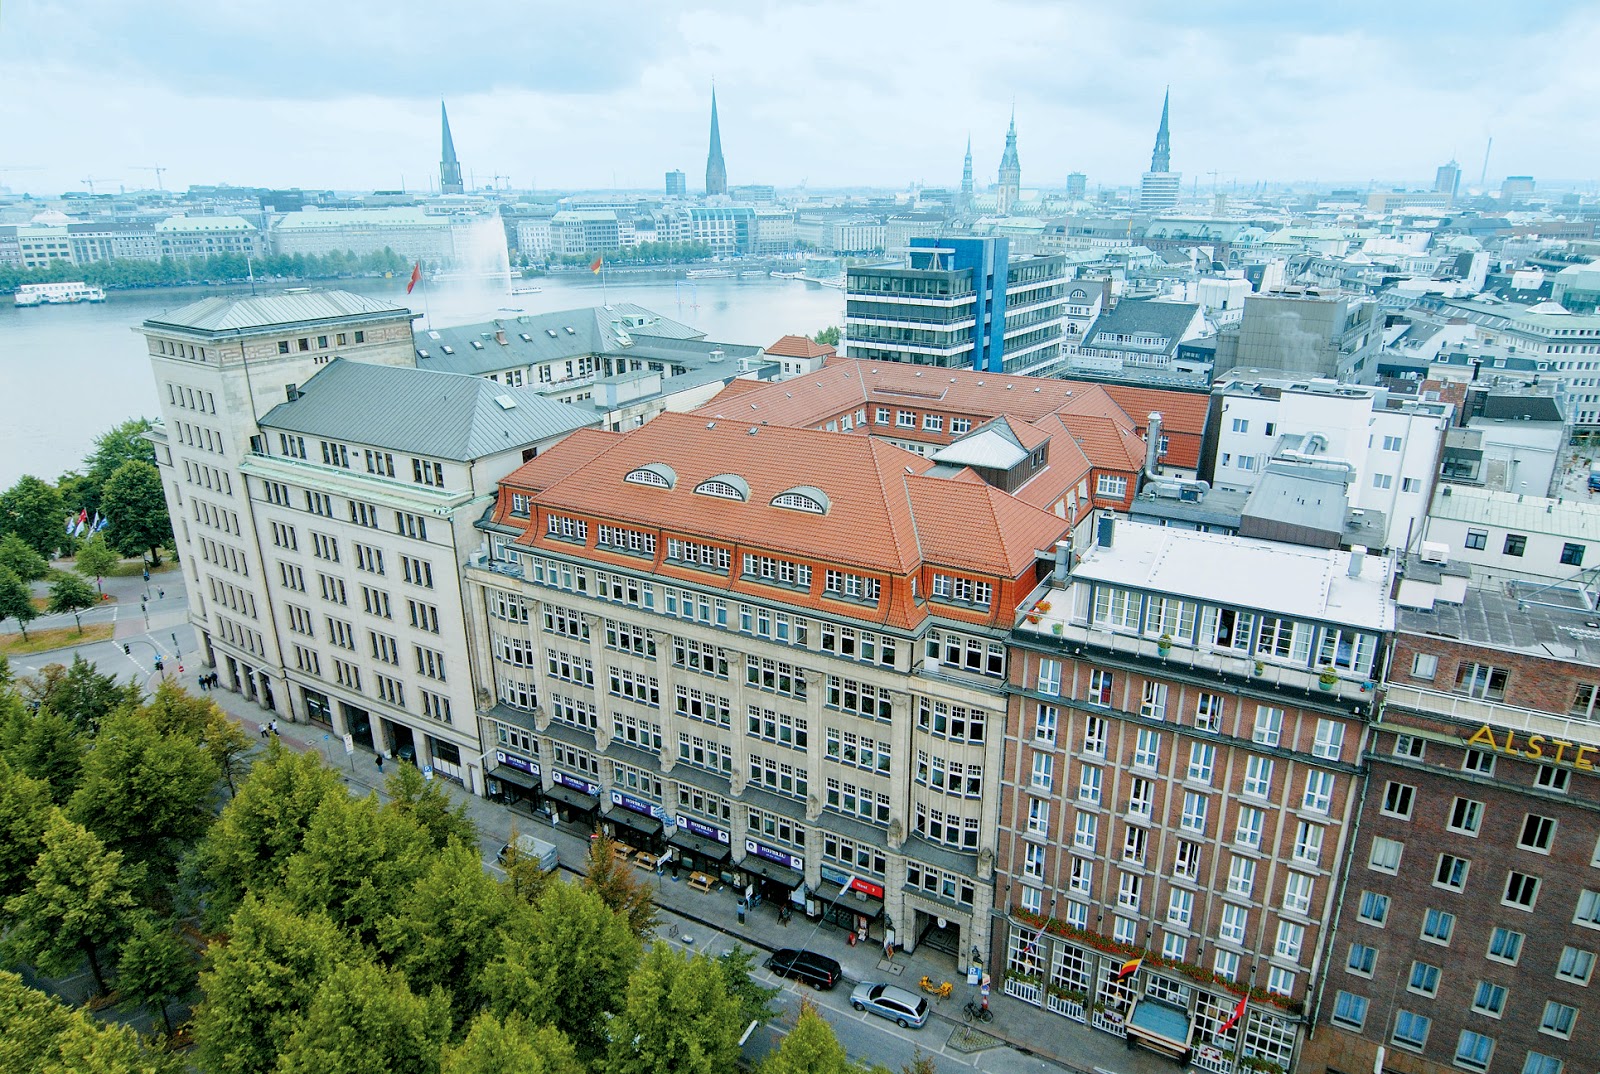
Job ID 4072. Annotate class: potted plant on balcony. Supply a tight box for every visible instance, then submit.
[1252,660,1265,676]
[1157,633,1173,655]
[1318,666,1338,691]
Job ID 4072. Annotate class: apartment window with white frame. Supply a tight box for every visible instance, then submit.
[1235,806,1265,849]
[1194,691,1224,733]
[1133,728,1160,770]
[1181,792,1209,834]
[1302,770,1336,814]
[1074,812,1097,851]
[1034,704,1058,744]
[1313,719,1344,760]
[1139,681,1168,721]
[1369,837,1404,874]
[1026,798,1050,836]
[1031,752,1054,792]
[1037,658,1061,696]
[1283,871,1315,916]
[1188,742,1215,784]
[1243,755,1274,798]
[1293,821,1324,867]
[1253,705,1283,747]
[1167,888,1193,928]
[1228,855,1256,898]
[1077,764,1102,805]
[1557,945,1595,985]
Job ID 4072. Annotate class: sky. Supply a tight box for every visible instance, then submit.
[2,0,1598,197]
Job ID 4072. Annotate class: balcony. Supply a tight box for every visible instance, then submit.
[1015,591,1377,706]
[1383,683,1600,747]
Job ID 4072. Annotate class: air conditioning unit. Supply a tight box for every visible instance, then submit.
[1419,541,1449,564]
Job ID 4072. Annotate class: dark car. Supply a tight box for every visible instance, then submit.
[764,948,843,991]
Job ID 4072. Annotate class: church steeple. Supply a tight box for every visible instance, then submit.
[705,87,728,196]
[439,100,464,195]
[996,108,1021,214]
[960,135,974,208]
[1150,87,1171,174]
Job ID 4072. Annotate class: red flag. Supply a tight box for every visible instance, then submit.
[1219,993,1248,1035]
[589,255,603,274]
[406,261,422,294]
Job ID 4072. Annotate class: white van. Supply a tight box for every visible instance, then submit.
[497,833,559,873]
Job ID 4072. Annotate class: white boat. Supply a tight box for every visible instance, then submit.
[510,285,543,295]
[14,281,107,307]
[685,268,737,280]
[770,270,804,279]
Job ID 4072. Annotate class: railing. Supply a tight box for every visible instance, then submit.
[1046,993,1088,1023]
[1384,683,1600,744]
[1004,977,1042,1006]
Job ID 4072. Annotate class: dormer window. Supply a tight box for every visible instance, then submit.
[772,486,830,515]
[694,475,749,502]
[625,463,677,489]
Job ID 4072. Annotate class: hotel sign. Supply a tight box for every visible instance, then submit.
[1466,724,1598,770]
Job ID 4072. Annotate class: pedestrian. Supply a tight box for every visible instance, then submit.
[260,724,269,739]
[269,720,279,736]
[158,588,164,599]
[375,754,385,773]
[142,567,149,582]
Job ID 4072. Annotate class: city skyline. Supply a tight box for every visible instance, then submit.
[3,0,1599,196]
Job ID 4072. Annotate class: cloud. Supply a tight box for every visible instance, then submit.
[0,0,1595,194]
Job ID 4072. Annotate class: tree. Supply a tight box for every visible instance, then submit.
[441,1013,585,1074]
[812,326,841,347]
[0,700,84,804]
[385,762,477,850]
[199,704,254,798]
[193,896,356,1074]
[276,959,451,1074]
[74,535,120,596]
[3,811,141,995]
[0,758,52,911]
[718,944,782,1029]
[0,970,183,1074]
[35,655,138,734]
[500,825,555,905]
[478,879,640,1062]
[68,709,220,884]
[0,475,66,558]
[99,460,169,565]
[47,571,97,632]
[81,419,156,517]
[0,565,38,641]
[582,830,658,938]
[115,914,196,1035]
[0,533,49,582]
[758,999,857,1074]
[190,742,345,929]
[606,942,744,1074]
[379,841,523,1029]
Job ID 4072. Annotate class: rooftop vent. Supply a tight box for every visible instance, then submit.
[494,394,518,410]
[495,330,508,345]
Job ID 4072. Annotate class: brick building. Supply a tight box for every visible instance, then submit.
[1302,573,1600,1074]
[996,519,1393,1073]
[466,413,1072,968]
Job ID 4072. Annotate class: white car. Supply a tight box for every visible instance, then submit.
[849,982,930,1028]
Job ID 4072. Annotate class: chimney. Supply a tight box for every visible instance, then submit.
[1054,540,1070,582]
[495,330,508,345]
[1144,411,1163,474]
[1096,514,1116,549]
[1347,545,1366,578]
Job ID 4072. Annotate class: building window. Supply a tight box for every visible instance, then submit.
[1454,1030,1495,1070]
[1503,871,1541,910]
[1188,742,1215,784]
[1393,734,1425,760]
[1537,764,1571,791]
[1302,770,1335,814]
[1433,853,1469,891]
[1503,533,1527,557]
[1347,943,1377,977]
[1520,814,1556,853]
[1096,474,1127,498]
[1408,961,1440,996]
[1561,542,1586,566]
[1464,528,1488,550]
[1369,837,1403,874]
[1557,945,1596,985]
[1487,927,1524,963]
[1448,797,1484,834]
[1382,782,1415,819]
[1331,991,1368,1029]
[1420,908,1455,945]
[1252,706,1283,747]
[1410,652,1438,679]
[1463,748,1496,775]
[1522,1054,1564,1074]
[1392,1010,1430,1050]
[1539,1001,1576,1039]
[1031,753,1054,792]
[1358,891,1390,926]
[1313,719,1344,760]
[1455,663,1509,700]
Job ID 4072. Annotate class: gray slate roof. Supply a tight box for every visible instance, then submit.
[144,290,409,333]
[415,305,706,377]
[260,359,600,461]
[1080,299,1202,356]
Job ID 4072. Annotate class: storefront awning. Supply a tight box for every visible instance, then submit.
[669,829,732,863]
[608,807,665,840]
[545,783,599,813]
[815,881,884,920]
[488,766,540,791]
[738,855,804,890]
[1127,997,1193,1059]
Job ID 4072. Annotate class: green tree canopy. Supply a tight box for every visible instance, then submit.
[758,998,858,1074]
[36,656,138,734]
[606,941,744,1074]
[68,709,220,884]
[99,460,169,565]
[385,762,477,851]
[0,698,84,804]
[718,944,782,1029]
[441,1013,585,1074]
[478,879,640,1062]
[0,970,183,1074]
[0,475,66,558]
[812,325,841,346]
[193,896,357,1074]
[47,571,98,631]
[81,419,156,516]
[0,565,37,641]
[0,758,52,911]
[191,741,344,928]
[3,811,142,994]
[276,959,451,1074]
[74,535,121,593]
[116,914,197,1035]
[582,830,657,938]
[0,533,49,582]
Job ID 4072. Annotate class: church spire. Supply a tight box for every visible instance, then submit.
[961,135,974,205]
[997,108,1021,214]
[705,86,728,196]
[1150,87,1171,174]
[439,100,463,194]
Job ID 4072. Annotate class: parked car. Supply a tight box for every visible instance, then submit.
[850,982,929,1028]
[496,833,559,873]
[764,948,843,991]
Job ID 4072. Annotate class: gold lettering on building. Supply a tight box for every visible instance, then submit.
[1463,724,1592,773]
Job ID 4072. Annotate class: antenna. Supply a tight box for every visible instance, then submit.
[1479,136,1493,187]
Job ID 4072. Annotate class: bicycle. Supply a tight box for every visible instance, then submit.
[918,975,954,1000]
[963,1000,993,1024]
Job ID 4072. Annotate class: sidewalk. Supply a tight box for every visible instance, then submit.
[189,676,1178,1074]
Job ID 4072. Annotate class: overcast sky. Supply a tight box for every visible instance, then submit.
[3,1,1597,197]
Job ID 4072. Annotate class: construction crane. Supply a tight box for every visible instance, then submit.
[132,166,168,191]
[80,176,120,196]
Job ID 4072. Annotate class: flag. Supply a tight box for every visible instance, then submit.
[406,261,422,294]
[89,512,100,533]
[73,509,88,538]
[95,515,109,533]
[589,255,603,274]
[65,512,76,536]
[1115,956,1143,980]
[1219,993,1248,1035]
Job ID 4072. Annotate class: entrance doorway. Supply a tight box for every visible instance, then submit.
[915,910,962,957]
[341,703,373,751]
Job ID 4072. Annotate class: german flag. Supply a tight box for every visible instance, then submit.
[1115,956,1143,980]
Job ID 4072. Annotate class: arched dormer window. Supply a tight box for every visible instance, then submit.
[694,474,749,501]
[771,485,830,515]
[625,463,677,489]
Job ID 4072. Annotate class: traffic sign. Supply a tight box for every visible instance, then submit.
[342,733,355,755]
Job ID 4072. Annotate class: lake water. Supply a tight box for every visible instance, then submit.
[0,272,845,488]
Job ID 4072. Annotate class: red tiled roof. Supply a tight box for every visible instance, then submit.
[767,334,836,359]
[905,474,1070,577]
[1066,413,1146,471]
[500,428,618,495]
[1010,414,1093,511]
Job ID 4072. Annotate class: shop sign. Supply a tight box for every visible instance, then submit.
[745,838,804,872]
[677,816,730,844]
[1466,724,1598,771]
[820,864,884,900]
[494,750,539,777]
[610,790,664,818]
[553,771,599,797]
